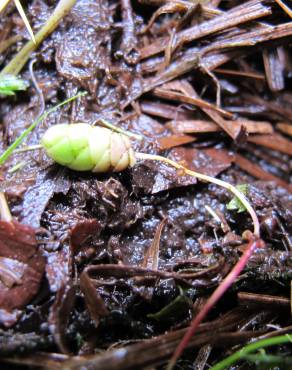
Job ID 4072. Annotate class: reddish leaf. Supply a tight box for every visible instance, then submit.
[0,221,45,324]
[49,283,77,354]
[70,219,101,254]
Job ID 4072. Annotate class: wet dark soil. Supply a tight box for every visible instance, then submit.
[0,0,291,369]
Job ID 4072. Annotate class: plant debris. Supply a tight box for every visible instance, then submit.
[0,0,291,369]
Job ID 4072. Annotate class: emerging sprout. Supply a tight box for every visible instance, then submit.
[227,184,249,213]
[41,123,136,172]
[0,74,28,96]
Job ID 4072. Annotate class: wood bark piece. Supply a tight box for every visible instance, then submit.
[248,134,292,156]
[140,0,272,59]
[235,154,291,191]
[167,119,273,135]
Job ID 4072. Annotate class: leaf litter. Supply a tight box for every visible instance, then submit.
[0,0,291,369]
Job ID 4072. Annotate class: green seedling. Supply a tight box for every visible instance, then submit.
[0,74,28,96]
[227,184,249,213]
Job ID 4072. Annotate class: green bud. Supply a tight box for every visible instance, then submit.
[41,123,136,172]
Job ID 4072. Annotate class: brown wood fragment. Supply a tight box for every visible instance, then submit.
[248,134,292,156]
[238,292,290,310]
[235,154,291,191]
[177,80,241,139]
[214,68,265,80]
[276,123,292,137]
[167,119,273,135]
[168,120,220,134]
[140,0,272,59]
[156,134,196,150]
[263,48,284,92]
[153,87,233,118]
[121,0,139,64]
[140,101,195,120]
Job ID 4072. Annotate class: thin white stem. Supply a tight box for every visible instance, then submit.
[136,152,260,237]
[14,144,43,153]
[0,192,13,222]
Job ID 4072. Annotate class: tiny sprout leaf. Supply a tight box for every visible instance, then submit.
[227,184,249,213]
[147,294,192,322]
[0,74,28,96]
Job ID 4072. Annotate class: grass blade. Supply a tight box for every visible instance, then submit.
[210,334,292,370]
[0,91,86,165]
[0,74,28,96]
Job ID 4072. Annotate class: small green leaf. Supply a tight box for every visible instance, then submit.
[226,184,249,213]
[147,294,192,322]
[0,74,28,96]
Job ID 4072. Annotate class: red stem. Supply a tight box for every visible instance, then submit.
[167,237,264,370]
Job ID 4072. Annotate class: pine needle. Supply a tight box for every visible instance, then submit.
[274,0,292,18]
[0,0,10,13]
[14,0,36,44]
[0,0,36,43]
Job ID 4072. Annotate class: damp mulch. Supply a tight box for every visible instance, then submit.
[0,0,291,369]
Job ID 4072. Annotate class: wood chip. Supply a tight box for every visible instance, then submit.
[167,119,273,135]
[248,134,292,156]
[156,134,196,150]
[276,123,292,137]
[235,154,291,191]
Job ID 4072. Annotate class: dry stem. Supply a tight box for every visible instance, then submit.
[1,0,77,76]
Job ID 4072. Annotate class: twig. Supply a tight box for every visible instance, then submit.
[0,0,77,76]
[274,0,292,18]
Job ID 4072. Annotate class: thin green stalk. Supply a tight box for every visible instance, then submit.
[0,0,77,76]
[8,160,26,173]
[99,119,143,141]
[243,353,292,365]
[209,334,292,370]
[0,92,86,165]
